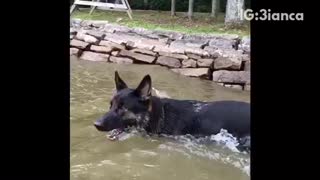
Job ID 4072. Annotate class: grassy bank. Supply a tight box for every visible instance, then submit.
[71,9,250,37]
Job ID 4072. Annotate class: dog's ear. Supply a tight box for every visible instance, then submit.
[115,71,128,91]
[135,75,152,99]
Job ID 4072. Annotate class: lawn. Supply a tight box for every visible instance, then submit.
[71,9,250,37]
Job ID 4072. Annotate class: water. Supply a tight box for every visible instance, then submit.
[70,56,250,180]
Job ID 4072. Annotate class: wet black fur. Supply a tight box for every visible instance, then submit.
[94,71,250,151]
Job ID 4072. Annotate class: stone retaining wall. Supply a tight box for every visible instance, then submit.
[70,19,251,91]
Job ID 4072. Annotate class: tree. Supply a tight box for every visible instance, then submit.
[171,0,176,16]
[188,0,194,20]
[225,0,245,26]
[211,0,219,19]
[144,0,149,10]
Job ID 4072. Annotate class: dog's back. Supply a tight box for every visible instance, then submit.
[156,99,250,139]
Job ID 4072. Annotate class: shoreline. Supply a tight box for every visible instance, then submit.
[70,19,250,91]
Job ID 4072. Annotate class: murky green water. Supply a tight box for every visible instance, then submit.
[70,56,250,180]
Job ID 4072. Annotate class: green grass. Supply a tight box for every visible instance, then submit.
[71,9,250,37]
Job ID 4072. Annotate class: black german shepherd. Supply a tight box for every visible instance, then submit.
[94,71,250,151]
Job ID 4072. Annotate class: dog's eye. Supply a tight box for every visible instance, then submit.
[118,102,124,108]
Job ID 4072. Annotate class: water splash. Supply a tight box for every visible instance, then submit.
[115,128,250,176]
[152,87,171,98]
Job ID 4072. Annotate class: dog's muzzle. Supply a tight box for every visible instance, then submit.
[94,121,106,131]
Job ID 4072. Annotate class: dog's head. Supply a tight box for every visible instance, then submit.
[94,71,152,133]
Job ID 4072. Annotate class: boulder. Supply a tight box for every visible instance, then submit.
[86,30,105,39]
[182,59,197,68]
[70,39,89,49]
[90,45,113,54]
[70,48,80,56]
[99,40,126,50]
[212,70,250,84]
[208,37,237,50]
[76,32,99,44]
[158,51,188,60]
[197,59,214,68]
[171,68,209,78]
[186,53,202,60]
[170,39,208,49]
[244,61,250,71]
[156,56,181,68]
[130,49,157,56]
[238,36,250,54]
[111,51,120,56]
[119,50,155,63]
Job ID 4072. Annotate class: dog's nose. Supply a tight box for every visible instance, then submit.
[94,121,105,131]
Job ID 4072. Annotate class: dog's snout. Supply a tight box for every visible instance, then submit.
[94,121,105,131]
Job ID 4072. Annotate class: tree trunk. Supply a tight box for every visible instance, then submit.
[188,0,194,20]
[225,0,245,26]
[171,0,176,16]
[144,0,148,10]
[211,0,220,18]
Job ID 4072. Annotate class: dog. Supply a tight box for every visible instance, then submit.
[94,71,250,151]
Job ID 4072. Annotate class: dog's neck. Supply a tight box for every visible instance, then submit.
[145,96,165,134]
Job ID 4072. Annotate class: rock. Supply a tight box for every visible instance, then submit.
[111,51,120,56]
[156,56,181,68]
[212,70,250,84]
[244,61,250,71]
[186,53,202,60]
[103,32,128,45]
[131,28,154,36]
[153,30,184,40]
[169,39,209,57]
[183,34,239,41]
[70,28,77,35]
[170,39,208,49]
[127,37,166,51]
[210,49,243,70]
[76,32,99,44]
[224,84,243,90]
[70,48,80,56]
[80,51,109,62]
[197,59,214,68]
[158,52,188,60]
[208,37,237,50]
[203,46,219,57]
[214,56,242,70]
[182,59,197,68]
[171,68,209,78]
[185,48,209,57]
[153,45,185,54]
[212,49,243,58]
[90,45,113,54]
[86,30,105,39]
[104,32,166,51]
[238,36,250,54]
[130,49,157,56]
[109,56,133,64]
[103,23,131,33]
[99,40,126,50]
[91,20,109,27]
[242,54,250,62]
[70,39,89,49]
[80,20,94,27]
[244,85,251,91]
[119,50,155,63]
